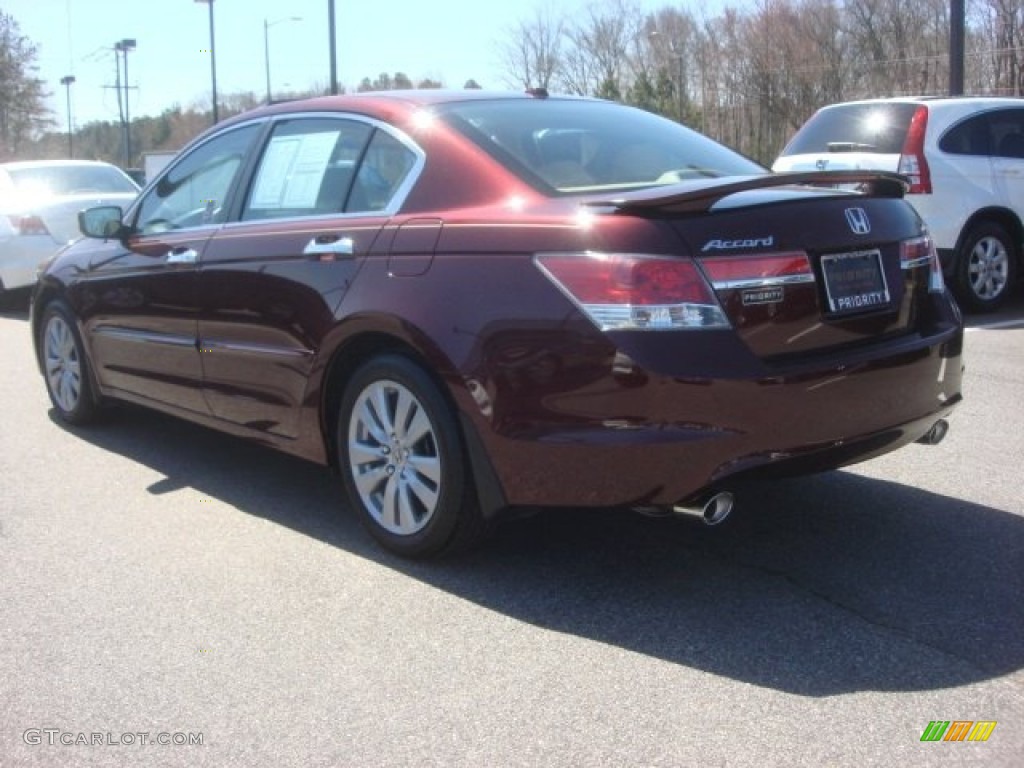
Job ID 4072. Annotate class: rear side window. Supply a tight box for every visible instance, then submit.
[939,109,1024,158]
[939,114,993,156]
[780,103,919,156]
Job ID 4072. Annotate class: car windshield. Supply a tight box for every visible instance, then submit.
[6,164,139,197]
[780,103,919,156]
[438,98,765,194]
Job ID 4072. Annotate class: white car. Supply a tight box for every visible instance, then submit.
[773,97,1024,311]
[0,160,139,295]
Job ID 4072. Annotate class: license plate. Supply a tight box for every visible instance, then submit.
[820,249,890,314]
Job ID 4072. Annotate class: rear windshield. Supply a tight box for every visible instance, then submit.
[780,103,919,156]
[7,164,139,196]
[438,98,765,194]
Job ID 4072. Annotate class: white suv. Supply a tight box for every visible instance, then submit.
[773,97,1023,311]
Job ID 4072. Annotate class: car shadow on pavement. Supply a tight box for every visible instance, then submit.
[51,404,1024,698]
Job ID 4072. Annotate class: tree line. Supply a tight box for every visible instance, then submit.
[500,0,1024,164]
[4,2,1024,169]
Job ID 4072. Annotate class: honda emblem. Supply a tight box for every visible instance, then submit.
[845,207,871,235]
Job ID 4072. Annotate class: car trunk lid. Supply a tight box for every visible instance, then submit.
[585,171,938,361]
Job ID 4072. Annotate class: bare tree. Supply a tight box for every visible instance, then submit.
[499,7,564,90]
[561,0,643,99]
[490,0,1023,163]
[981,0,1024,95]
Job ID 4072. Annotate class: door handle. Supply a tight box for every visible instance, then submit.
[304,235,355,259]
[165,247,198,264]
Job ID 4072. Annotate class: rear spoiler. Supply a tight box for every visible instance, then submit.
[582,170,909,214]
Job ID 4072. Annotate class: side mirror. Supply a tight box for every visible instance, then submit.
[78,205,126,240]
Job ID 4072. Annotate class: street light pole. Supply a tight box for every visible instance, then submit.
[328,0,338,95]
[60,75,76,158]
[195,0,219,123]
[115,39,137,168]
[264,16,302,103]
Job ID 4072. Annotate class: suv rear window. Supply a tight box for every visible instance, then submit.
[780,103,919,156]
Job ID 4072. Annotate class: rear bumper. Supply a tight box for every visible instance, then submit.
[0,235,59,290]
[462,325,963,511]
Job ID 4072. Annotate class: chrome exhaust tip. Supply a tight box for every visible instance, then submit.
[672,491,735,526]
[916,419,949,446]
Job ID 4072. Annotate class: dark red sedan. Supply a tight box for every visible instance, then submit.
[31,90,963,557]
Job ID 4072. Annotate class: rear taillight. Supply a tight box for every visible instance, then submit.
[7,214,50,236]
[901,235,945,293]
[535,253,730,330]
[698,252,814,289]
[898,106,932,194]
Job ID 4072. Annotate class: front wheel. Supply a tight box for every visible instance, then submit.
[40,301,99,424]
[336,354,486,557]
[954,222,1017,312]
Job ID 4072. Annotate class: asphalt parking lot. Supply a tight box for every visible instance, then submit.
[1,288,1022,767]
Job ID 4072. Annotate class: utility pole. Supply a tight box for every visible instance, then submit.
[60,75,76,158]
[115,39,137,168]
[950,0,965,96]
[328,0,338,94]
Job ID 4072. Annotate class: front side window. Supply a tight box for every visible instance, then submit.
[988,109,1024,159]
[134,124,260,234]
[243,118,372,220]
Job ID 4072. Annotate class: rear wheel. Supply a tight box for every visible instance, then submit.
[40,301,99,424]
[336,354,486,558]
[954,222,1017,312]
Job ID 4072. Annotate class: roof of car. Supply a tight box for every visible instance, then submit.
[0,159,120,171]
[213,89,595,132]
[267,88,578,109]
[819,95,1024,110]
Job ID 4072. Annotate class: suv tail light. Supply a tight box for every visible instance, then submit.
[535,253,730,330]
[898,106,932,194]
[900,235,945,293]
[7,213,50,236]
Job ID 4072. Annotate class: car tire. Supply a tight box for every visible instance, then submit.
[954,222,1017,312]
[336,354,486,558]
[40,301,99,425]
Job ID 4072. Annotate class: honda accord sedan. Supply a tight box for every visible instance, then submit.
[31,90,963,557]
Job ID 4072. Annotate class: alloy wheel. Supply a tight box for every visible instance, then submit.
[43,313,82,414]
[347,378,443,536]
[968,235,1010,301]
